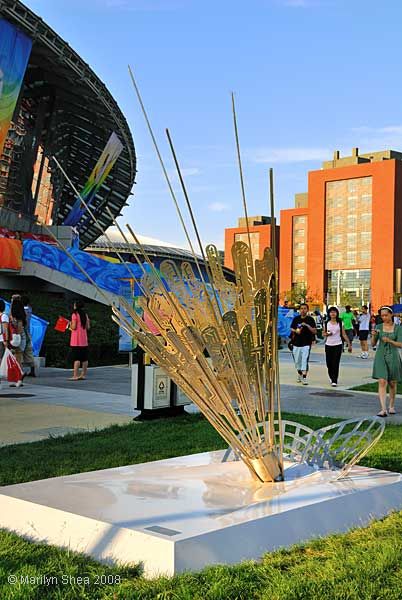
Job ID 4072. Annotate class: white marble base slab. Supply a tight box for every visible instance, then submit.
[0,451,401,577]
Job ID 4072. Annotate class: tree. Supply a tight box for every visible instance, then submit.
[282,283,313,306]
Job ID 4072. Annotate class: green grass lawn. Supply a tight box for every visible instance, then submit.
[1,413,402,599]
[350,381,402,393]
[350,382,378,392]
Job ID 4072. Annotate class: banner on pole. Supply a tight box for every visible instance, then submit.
[63,132,123,227]
[0,19,32,156]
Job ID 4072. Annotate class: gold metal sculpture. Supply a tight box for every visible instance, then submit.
[42,68,385,486]
[115,236,283,483]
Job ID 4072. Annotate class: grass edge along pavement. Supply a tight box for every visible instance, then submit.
[350,381,402,393]
[1,413,402,599]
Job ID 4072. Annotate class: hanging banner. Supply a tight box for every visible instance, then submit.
[63,131,123,227]
[0,238,22,270]
[0,19,32,156]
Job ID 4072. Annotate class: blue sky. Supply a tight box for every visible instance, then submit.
[23,0,402,248]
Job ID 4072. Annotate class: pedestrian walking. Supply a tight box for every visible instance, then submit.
[9,297,27,387]
[371,306,402,417]
[358,305,370,359]
[290,303,317,385]
[323,306,352,387]
[314,310,324,341]
[340,305,355,346]
[353,310,360,338]
[69,300,90,380]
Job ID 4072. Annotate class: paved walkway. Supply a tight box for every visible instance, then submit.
[0,365,135,446]
[0,340,400,447]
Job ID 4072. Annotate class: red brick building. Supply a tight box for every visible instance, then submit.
[279,148,402,310]
[224,216,279,271]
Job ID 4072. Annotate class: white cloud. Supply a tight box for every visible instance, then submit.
[100,0,186,11]
[249,147,329,164]
[178,167,200,177]
[283,0,310,6]
[277,0,324,7]
[351,125,402,135]
[348,125,402,153]
[103,226,179,247]
[167,167,200,180]
[208,202,231,212]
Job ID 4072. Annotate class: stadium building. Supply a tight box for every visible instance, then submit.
[0,0,136,248]
[0,0,232,310]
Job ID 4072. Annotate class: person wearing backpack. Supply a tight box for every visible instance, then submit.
[323,306,352,387]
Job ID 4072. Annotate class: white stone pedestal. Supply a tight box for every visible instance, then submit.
[0,450,401,577]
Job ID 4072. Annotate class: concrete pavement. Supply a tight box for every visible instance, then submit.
[1,339,400,447]
[0,365,135,446]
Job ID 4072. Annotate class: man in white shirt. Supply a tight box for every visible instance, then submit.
[0,299,9,362]
[358,305,370,359]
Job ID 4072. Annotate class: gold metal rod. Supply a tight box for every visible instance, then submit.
[164,129,213,283]
[131,325,247,439]
[231,92,254,278]
[125,67,220,332]
[269,167,284,476]
[104,207,149,280]
[123,78,253,420]
[40,226,143,342]
[127,69,238,377]
[41,216,269,477]
[127,66,207,279]
[105,208,191,340]
[123,226,247,429]
[164,127,225,325]
[126,67,254,419]
[39,224,116,307]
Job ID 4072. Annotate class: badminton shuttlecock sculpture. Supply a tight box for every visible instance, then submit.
[45,73,385,486]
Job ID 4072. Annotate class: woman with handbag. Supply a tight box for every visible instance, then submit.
[9,297,27,387]
[371,306,402,417]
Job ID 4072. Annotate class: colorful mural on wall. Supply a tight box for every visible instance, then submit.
[63,132,123,227]
[22,239,140,295]
[0,19,32,156]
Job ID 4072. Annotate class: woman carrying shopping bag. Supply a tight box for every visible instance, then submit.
[9,297,27,387]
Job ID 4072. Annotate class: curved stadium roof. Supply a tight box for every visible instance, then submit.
[88,237,235,280]
[0,0,136,247]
